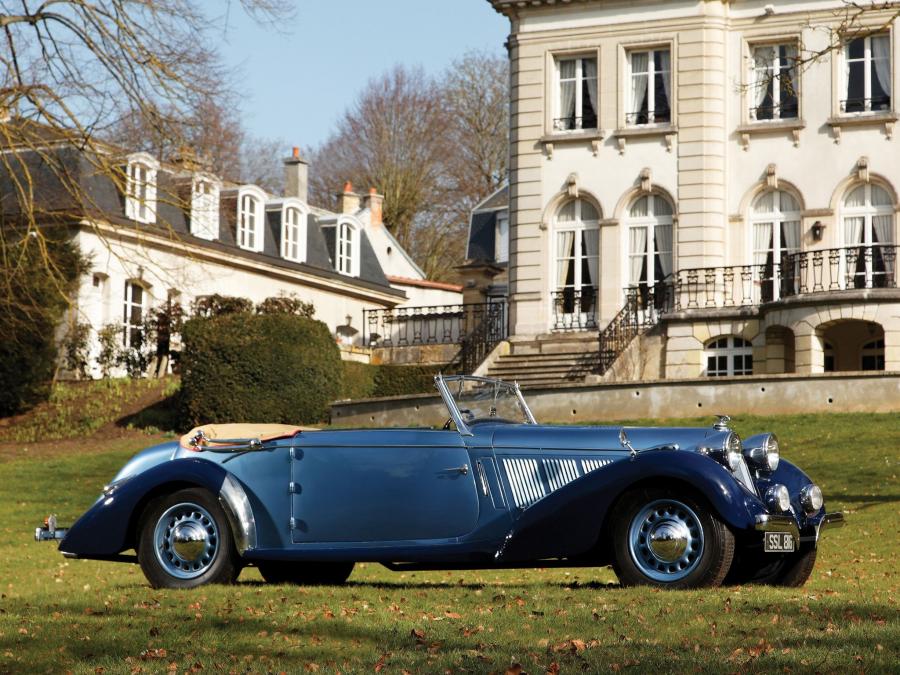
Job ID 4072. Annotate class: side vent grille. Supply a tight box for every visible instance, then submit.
[581,458,613,473]
[542,458,580,492]
[503,458,545,508]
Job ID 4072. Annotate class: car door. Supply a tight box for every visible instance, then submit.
[290,429,480,544]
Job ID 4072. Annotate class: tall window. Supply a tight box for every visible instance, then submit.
[282,206,305,262]
[842,183,895,288]
[190,177,219,240]
[125,160,156,223]
[751,190,801,301]
[553,199,600,329]
[238,192,263,251]
[842,34,892,113]
[705,336,753,377]
[555,56,598,131]
[627,48,671,126]
[495,212,509,264]
[123,281,145,348]
[750,43,798,120]
[336,220,358,276]
[627,194,674,291]
[861,339,885,370]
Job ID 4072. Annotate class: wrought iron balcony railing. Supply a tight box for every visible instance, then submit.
[625,107,671,126]
[553,287,598,331]
[749,102,799,121]
[363,301,507,349]
[553,116,598,132]
[840,96,892,113]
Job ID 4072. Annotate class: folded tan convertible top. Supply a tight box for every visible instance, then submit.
[179,423,316,450]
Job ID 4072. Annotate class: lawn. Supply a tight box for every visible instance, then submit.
[0,413,897,673]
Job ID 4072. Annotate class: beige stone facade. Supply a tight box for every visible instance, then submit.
[490,0,900,380]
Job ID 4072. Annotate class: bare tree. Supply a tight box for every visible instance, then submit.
[308,53,509,280]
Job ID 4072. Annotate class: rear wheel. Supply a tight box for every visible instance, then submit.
[611,488,734,589]
[137,488,239,589]
[257,561,354,585]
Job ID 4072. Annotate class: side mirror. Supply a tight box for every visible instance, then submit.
[619,428,637,459]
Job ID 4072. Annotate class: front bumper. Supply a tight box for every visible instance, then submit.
[754,511,845,546]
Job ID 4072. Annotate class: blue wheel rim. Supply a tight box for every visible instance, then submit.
[153,502,219,580]
[627,499,704,583]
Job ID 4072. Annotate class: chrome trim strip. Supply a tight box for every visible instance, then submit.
[754,514,800,541]
[218,474,257,554]
[434,374,472,436]
[475,460,489,496]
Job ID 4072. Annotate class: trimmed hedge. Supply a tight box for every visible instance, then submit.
[180,313,342,426]
[340,362,442,400]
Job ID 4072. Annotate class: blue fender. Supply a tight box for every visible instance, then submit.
[59,458,255,559]
[501,450,766,561]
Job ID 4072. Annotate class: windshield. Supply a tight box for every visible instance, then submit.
[439,376,536,427]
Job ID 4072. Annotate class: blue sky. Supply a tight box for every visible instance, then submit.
[209,0,509,148]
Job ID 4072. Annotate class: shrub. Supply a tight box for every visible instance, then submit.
[340,361,377,400]
[191,294,254,317]
[339,362,442,400]
[96,323,122,379]
[180,313,342,426]
[61,320,91,379]
[256,293,315,318]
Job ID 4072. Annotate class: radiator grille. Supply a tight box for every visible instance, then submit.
[502,458,545,508]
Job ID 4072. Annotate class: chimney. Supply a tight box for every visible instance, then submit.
[284,146,309,202]
[338,181,360,214]
[363,187,384,225]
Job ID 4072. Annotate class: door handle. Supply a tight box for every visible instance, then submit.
[444,465,469,475]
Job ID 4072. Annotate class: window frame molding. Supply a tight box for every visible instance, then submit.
[122,278,150,349]
[618,39,676,130]
[747,188,804,267]
[267,196,309,263]
[190,171,221,241]
[334,215,362,277]
[236,184,267,253]
[742,35,803,126]
[703,335,754,377]
[542,46,603,151]
[124,152,159,225]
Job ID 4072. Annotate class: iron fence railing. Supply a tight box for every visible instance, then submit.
[553,116,598,132]
[598,282,673,375]
[840,96,892,113]
[552,287,598,331]
[625,107,671,126]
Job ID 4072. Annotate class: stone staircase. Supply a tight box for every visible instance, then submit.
[485,332,600,389]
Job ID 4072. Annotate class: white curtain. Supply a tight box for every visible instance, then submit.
[873,214,893,244]
[752,46,774,113]
[583,228,600,288]
[560,60,576,122]
[584,58,598,118]
[844,44,852,103]
[872,35,892,98]
[844,216,864,245]
[556,231,575,288]
[654,223,673,278]
[629,226,648,284]
[782,220,801,252]
[658,50,671,109]
[753,222,773,265]
[631,52,649,117]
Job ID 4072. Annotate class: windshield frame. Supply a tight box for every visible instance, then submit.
[435,375,537,436]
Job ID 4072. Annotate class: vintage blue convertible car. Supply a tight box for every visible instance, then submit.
[43,375,843,590]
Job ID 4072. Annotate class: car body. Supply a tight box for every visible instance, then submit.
[46,375,844,589]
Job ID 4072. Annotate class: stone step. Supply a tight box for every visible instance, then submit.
[493,353,599,366]
[488,362,596,375]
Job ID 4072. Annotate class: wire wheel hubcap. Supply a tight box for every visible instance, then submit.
[628,499,704,582]
[154,503,219,580]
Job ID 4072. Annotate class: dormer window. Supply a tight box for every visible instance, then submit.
[125,153,158,224]
[336,219,360,276]
[277,200,307,263]
[495,211,509,264]
[190,174,220,240]
[236,186,265,252]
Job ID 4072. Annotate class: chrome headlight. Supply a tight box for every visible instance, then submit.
[744,433,780,473]
[800,484,824,514]
[725,432,743,471]
[765,484,791,513]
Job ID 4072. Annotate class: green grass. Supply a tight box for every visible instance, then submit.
[0,413,897,673]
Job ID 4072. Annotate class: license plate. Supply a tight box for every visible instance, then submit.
[763,532,796,553]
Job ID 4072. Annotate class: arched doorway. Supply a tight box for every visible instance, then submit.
[818,320,885,371]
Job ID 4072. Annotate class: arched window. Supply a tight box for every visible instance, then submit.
[190,174,220,240]
[336,219,359,276]
[705,336,753,377]
[751,189,801,301]
[237,187,265,252]
[125,154,158,224]
[861,339,885,371]
[553,198,600,330]
[842,183,895,288]
[281,205,307,262]
[626,194,674,291]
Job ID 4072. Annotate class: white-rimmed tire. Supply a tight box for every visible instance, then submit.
[612,488,735,589]
[137,488,239,589]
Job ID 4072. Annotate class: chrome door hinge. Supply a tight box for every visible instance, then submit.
[289,517,297,530]
[288,482,300,494]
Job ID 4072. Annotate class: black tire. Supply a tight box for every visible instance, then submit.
[727,545,817,587]
[257,561,354,585]
[611,487,735,589]
[137,487,239,589]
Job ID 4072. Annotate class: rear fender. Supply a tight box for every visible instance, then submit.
[501,450,764,560]
[59,458,256,559]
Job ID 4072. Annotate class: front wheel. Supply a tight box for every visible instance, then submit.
[257,561,355,585]
[137,488,239,589]
[611,488,734,589]
[727,545,817,587]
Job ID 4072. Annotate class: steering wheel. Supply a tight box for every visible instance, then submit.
[442,409,473,430]
[442,418,453,430]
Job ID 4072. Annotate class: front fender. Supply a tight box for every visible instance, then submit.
[501,450,766,561]
[59,458,257,559]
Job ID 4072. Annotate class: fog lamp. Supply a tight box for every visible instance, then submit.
[800,484,824,514]
[765,484,791,513]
